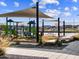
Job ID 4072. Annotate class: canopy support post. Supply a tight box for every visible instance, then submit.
[63,21,65,36]
[42,19,44,36]
[57,17,60,44]
[9,20,12,36]
[36,2,39,43]
[16,22,19,37]
[58,18,60,37]
[6,17,8,35]
[29,23,31,36]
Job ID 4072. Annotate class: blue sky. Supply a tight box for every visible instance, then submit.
[0,0,79,25]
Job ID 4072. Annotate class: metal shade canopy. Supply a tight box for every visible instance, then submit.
[0,7,51,18]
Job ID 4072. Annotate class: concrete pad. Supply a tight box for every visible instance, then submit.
[63,41,79,54]
[66,55,75,59]
[58,54,68,59]
[6,47,79,59]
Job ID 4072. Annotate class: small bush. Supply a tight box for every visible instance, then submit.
[57,41,62,47]
[0,48,5,56]
[73,37,79,40]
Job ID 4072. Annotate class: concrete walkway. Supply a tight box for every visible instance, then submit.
[6,47,79,59]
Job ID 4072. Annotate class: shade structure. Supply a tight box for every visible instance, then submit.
[0,7,51,18]
[0,6,52,43]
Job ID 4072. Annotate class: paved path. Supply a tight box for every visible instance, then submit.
[6,48,79,59]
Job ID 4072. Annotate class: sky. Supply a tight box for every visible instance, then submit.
[0,0,79,25]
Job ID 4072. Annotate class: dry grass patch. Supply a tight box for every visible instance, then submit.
[73,34,79,40]
[0,36,11,56]
[42,35,58,44]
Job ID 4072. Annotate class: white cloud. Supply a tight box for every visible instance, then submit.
[64,7,70,11]
[30,2,46,8]
[39,3,46,8]
[44,9,61,17]
[64,12,71,16]
[14,2,20,7]
[32,0,38,3]
[5,10,14,12]
[72,0,77,2]
[32,0,59,5]
[72,6,78,11]
[32,0,59,9]
[41,0,59,5]
[39,5,46,8]
[0,1,7,6]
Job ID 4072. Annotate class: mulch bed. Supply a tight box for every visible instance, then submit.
[0,54,48,59]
